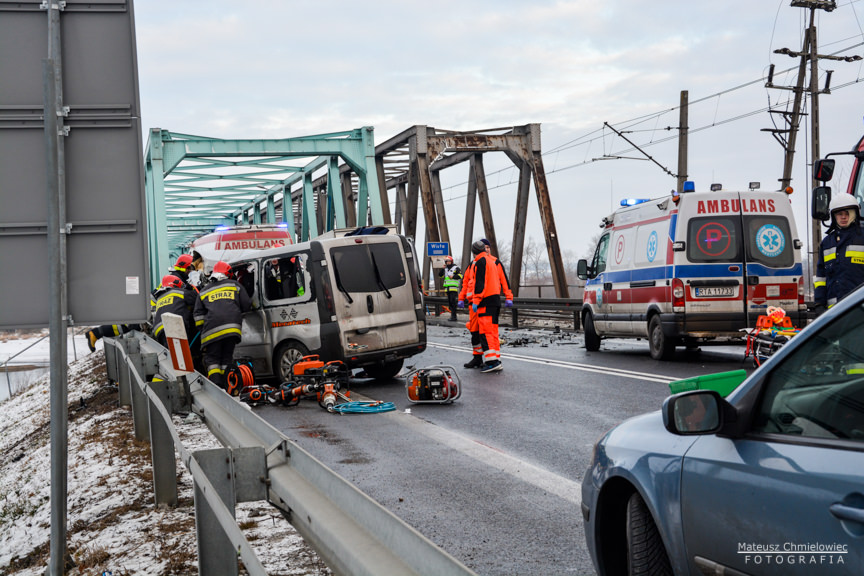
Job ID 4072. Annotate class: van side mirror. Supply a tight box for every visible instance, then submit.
[812,186,832,221]
[814,158,835,182]
[577,259,589,280]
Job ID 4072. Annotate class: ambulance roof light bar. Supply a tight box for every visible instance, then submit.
[682,181,695,192]
[620,198,650,207]
[215,225,231,231]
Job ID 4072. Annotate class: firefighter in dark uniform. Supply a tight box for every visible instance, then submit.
[193,261,252,390]
[85,324,141,352]
[814,194,864,313]
[151,274,197,348]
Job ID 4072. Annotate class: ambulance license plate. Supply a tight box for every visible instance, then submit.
[694,286,735,297]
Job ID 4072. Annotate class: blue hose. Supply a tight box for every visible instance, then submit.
[330,401,396,414]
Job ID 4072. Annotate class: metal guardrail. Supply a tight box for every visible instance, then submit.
[423,295,584,330]
[103,332,476,576]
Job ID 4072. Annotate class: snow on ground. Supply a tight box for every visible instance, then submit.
[0,334,330,575]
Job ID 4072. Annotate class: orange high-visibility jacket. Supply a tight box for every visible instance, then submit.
[470,252,513,308]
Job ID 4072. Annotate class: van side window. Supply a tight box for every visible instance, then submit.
[686,216,741,263]
[264,254,309,302]
[592,234,610,276]
[235,263,257,299]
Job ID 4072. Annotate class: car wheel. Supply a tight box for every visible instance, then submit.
[363,359,404,381]
[584,312,601,351]
[648,315,674,361]
[626,492,672,576]
[274,341,309,383]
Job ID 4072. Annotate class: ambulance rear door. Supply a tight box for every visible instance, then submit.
[677,192,749,334]
[740,196,802,326]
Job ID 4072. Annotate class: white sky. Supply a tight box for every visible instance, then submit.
[134,0,864,264]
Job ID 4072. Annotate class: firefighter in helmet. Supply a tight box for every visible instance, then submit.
[151,274,197,348]
[193,261,252,390]
[438,255,463,321]
[814,193,864,314]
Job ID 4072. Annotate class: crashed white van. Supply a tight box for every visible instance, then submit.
[227,227,427,381]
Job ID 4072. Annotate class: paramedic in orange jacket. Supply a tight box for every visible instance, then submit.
[458,244,483,368]
[469,240,513,373]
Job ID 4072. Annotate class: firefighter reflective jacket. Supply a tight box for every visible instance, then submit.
[438,263,463,292]
[152,285,197,340]
[470,252,513,308]
[815,221,864,308]
[193,278,252,346]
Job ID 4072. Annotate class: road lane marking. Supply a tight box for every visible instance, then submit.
[428,342,677,384]
[354,392,584,507]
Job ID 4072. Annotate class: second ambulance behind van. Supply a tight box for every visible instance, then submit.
[577,182,805,360]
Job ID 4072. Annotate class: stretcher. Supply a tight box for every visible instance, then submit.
[742,307,801,367]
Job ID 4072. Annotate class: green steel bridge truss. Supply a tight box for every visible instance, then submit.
[144,127,382,287]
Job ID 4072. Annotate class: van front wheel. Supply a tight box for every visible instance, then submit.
[584,312,601,351]
[648,316,674,361]
[275,341,309,383]
[364,359,404,381]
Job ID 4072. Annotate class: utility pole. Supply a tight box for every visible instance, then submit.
[676,90,689,193]
[763,0,861,290]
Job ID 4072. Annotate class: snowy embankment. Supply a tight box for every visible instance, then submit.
[0,340,330,575]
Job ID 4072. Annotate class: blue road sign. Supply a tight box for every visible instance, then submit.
[427,242,449,257]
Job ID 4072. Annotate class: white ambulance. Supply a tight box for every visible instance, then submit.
[577,182,805,360]
[190,224,293,276]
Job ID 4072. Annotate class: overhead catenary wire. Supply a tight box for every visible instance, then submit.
[426,39,863,206]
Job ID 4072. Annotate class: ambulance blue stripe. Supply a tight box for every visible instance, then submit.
[586,261,802,285]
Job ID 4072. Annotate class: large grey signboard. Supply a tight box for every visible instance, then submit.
[0,0,150,328]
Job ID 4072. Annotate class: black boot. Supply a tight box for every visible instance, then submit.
[463,356,483,369]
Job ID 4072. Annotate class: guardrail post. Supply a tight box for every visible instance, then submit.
[128,365,150,442]
[128,351,160,442]
[116,337,132,406]
[192,447,267,576]
[148,378,178,506]
[104,340,119,382]
[511,308,519,328]
[194,448,238,576]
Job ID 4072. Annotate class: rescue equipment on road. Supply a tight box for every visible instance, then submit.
[405,366,461,404]
[235,355,394,413]
[742,306,801,367]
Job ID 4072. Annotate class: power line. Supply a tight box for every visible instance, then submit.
[433,40,863,200]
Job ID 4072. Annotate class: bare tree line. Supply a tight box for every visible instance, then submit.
[493,236,598,288]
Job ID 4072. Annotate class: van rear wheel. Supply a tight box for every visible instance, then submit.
[363,359,404,381]
[275,341,309,382]
[648,316,674,361]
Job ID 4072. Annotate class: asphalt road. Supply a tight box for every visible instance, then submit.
[256,322,756,576]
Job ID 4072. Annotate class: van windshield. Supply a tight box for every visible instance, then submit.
[331,243,407,293]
